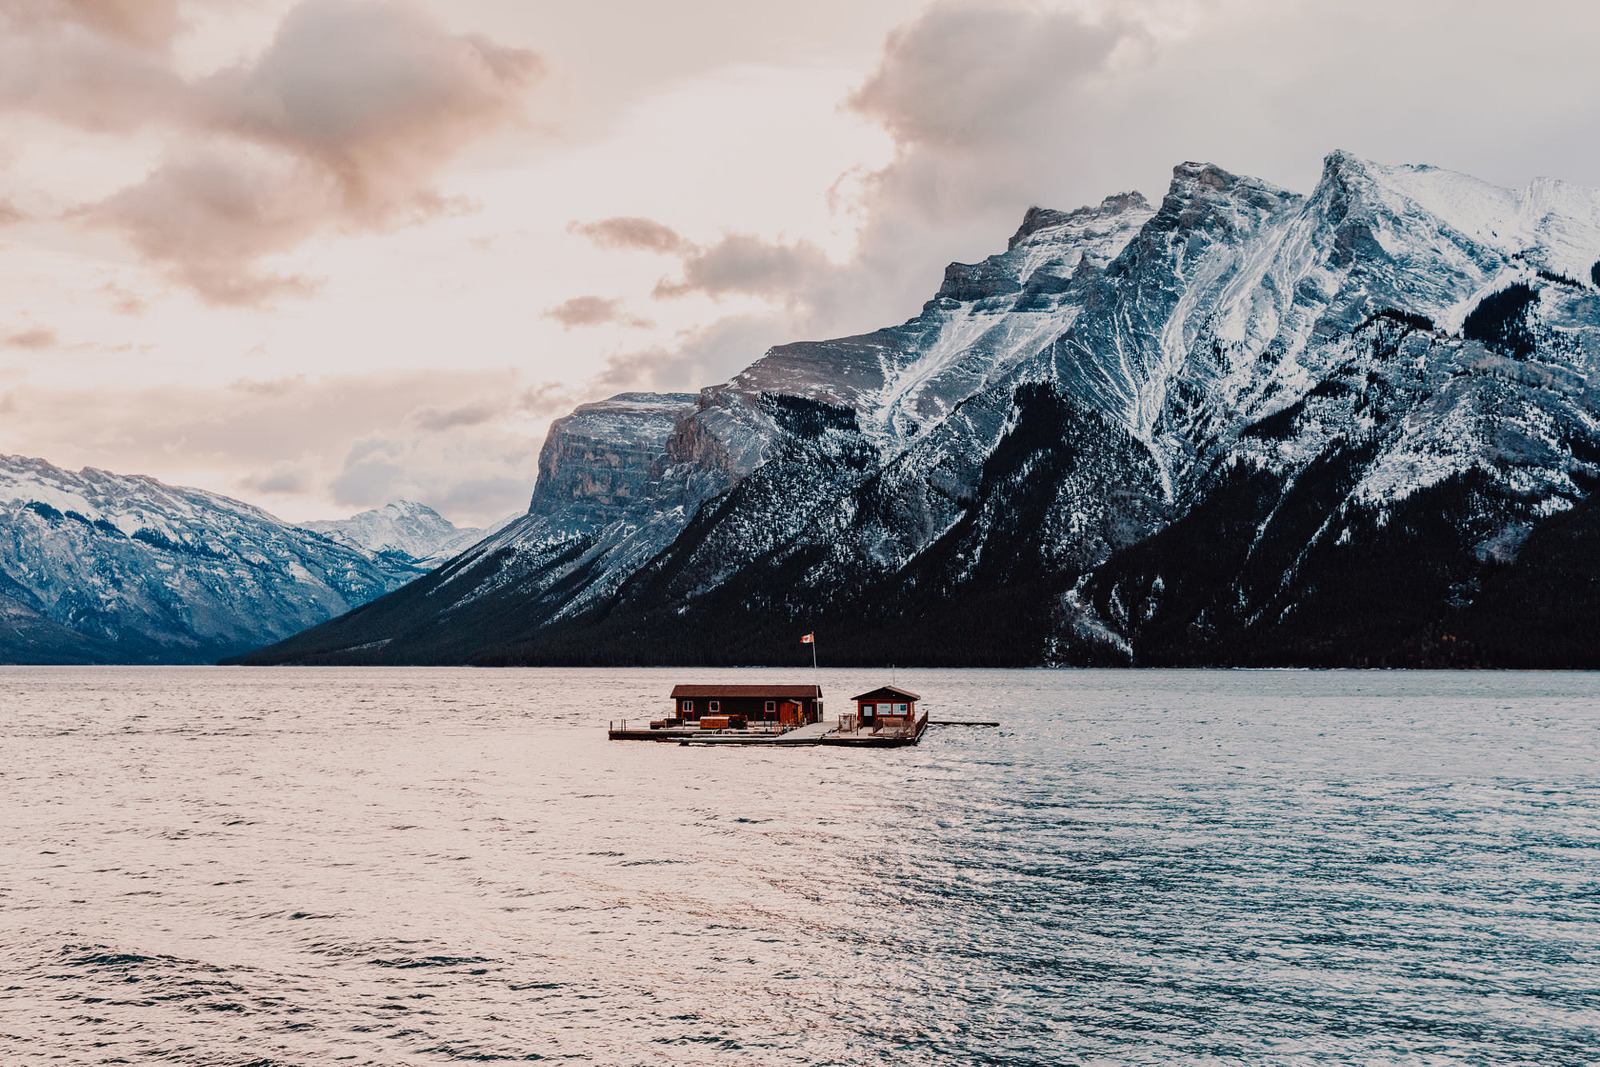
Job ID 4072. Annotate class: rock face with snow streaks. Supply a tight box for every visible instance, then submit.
[0,456,428,663]
[241,152,1600,668]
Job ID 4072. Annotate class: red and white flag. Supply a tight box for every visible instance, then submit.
[800,633,814,644]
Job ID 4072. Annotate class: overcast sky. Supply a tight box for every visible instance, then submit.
[3,0,1599,525]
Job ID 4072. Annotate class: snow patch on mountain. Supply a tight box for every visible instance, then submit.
[301,500,494,567]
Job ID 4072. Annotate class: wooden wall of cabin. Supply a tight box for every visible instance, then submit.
[857,700,915,724]
[672,697,812,721]
[672,696,820,723]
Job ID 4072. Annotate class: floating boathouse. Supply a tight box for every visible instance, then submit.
[607,682,927,746]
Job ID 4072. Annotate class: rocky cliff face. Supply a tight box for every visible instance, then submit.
[0,456,428,663]
[240,152,1600,668]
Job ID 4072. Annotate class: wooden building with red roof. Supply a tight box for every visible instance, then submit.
[669,684,823,728]
[849,685,920,731]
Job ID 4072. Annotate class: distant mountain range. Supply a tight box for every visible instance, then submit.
[235,150,1600,669]
[14,149,1600,668]
[0,455,490,664]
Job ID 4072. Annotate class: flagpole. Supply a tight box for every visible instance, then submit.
[806,632,818,723]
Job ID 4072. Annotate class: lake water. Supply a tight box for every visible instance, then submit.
[2,667,1598,1065]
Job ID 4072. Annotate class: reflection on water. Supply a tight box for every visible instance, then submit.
[1,666,1598,1064]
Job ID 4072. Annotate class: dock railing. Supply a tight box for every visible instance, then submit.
[870,712,928,739]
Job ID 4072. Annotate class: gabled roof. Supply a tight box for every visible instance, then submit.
[670,684,822,699]
[851,685,921,702]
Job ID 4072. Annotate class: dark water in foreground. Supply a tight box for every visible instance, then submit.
[1,667,1597,1065]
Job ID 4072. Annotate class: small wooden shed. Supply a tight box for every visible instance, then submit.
[669,684,823,726]
[851,685,920,729]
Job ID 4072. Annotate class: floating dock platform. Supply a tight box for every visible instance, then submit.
[611,681,934,747]
[608,714,929,748]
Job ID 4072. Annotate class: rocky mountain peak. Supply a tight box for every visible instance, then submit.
[1152,161,1300,236]
[300,499,487,567]
[240,151,1600,671]
[1007,192,1152,250]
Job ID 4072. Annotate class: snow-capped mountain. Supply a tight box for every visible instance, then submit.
[242,152,1600,668]
[0,456,429,663]
[300,500,494,567]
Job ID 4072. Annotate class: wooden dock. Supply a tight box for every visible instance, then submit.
[608,714,929,748]
[818,711,928,747]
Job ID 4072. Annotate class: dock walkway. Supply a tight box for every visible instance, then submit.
[773,720,836,745]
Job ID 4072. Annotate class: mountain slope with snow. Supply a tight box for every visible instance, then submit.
[0,456,429,663]
[240,152,1600,668]
[300,500,493,567]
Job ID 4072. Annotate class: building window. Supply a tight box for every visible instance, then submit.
[894,703,908,715]
[681,700,693,714]
[709,700,720,712]
[765,700,775,712]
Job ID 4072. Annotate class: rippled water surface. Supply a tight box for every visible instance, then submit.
[2,667,1599,1065]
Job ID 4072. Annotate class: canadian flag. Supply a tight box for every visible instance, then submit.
[800,633,814,644]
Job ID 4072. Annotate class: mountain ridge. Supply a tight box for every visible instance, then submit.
[0,456,447,664]
[235,150,1600,667]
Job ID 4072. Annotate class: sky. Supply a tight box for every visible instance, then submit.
[3,0,1600,526]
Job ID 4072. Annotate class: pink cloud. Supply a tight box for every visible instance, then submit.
[3,327,60,350]
[652,233,833,305]
[543,294,654,329]
[30,0,187,49]
[1,0,542,304]
[569,215,690,254]
[203,0,540,220]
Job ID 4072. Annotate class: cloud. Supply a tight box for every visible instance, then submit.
[578,5,1144,391]
[652,234,834,305]
[329,431,535,520]
[97,279,147,315]
[410,399,504,432]
[837,1,1140,289]
[838,0,1600,233]
[570,217,837,317]
[569,215,689,254]
[3,0,542,304]
[238,462,313,495]
[0,200,26,227]
[203,0,540,217]
[0,0,198,134]
[850,3,1130,156]
[3,327,59,350]
[543,294,654,329]
[17,0,188,50]
[93,143,333,303]
[598,314,793,393]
